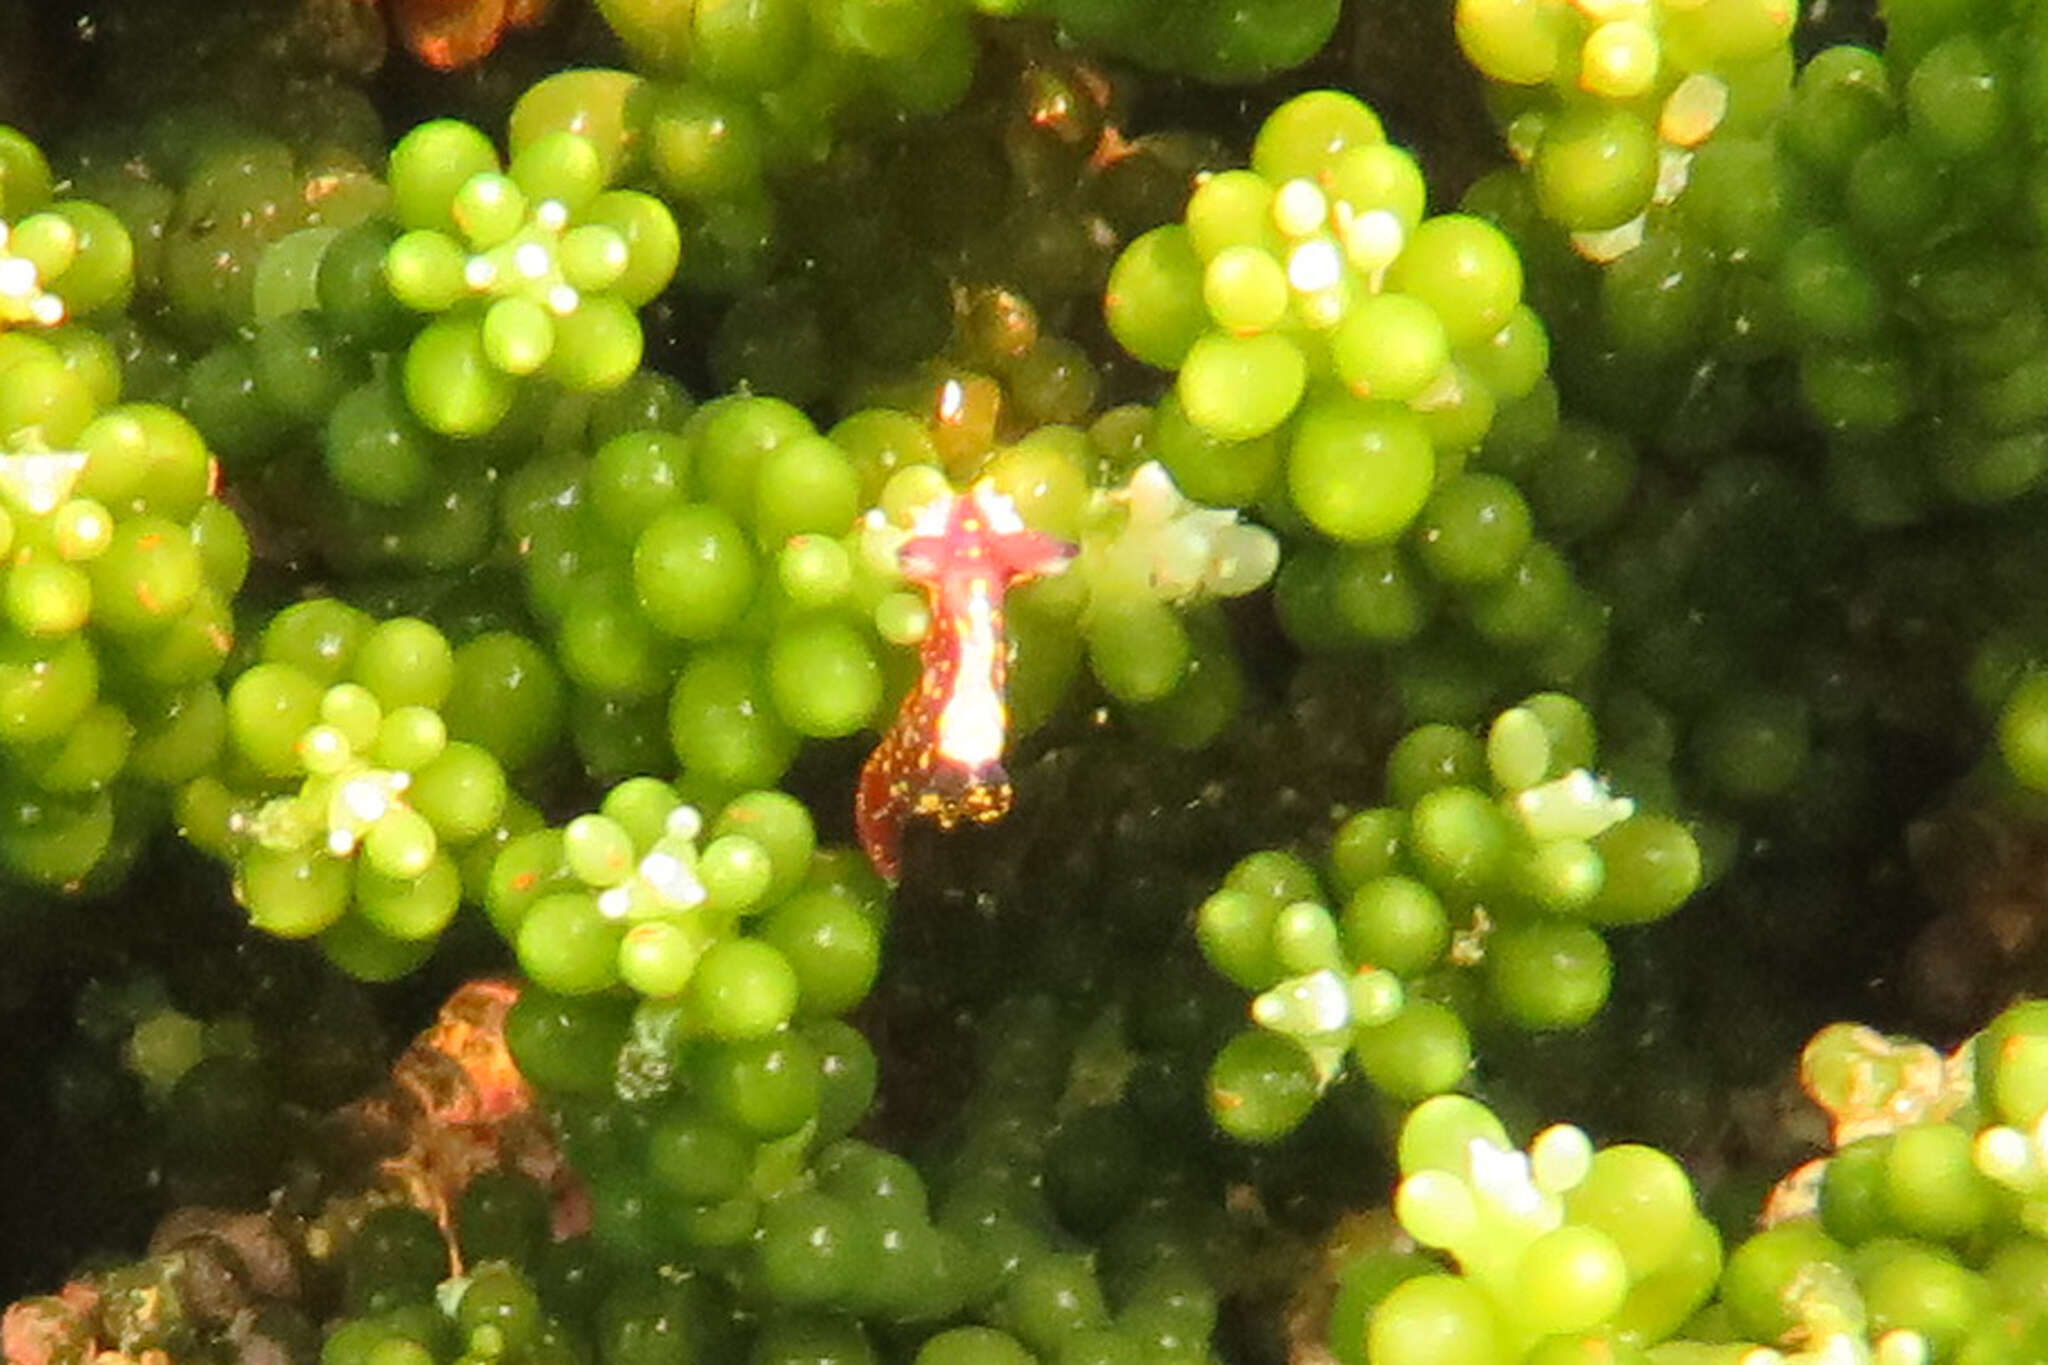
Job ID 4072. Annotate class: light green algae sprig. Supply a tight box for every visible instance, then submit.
[0,127,135,330]
[193,605,521,981]
[486,779,886,1053]
[380,118,681,436]
[1200,691,1701,1140]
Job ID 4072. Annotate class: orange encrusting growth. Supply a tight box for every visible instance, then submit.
[387,0,554,71]
[341,977,587,1272]
[856,481,1076,883]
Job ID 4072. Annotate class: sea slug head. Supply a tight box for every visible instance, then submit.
[898,479,1076,593]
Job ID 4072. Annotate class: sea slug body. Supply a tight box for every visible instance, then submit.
[856,479,1076,883]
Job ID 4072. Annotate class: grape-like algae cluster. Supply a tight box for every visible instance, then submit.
[8,0,2048,1364]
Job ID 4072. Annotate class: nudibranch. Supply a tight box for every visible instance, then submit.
[856,480,1077,883]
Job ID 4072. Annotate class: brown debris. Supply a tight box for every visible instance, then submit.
[6,977,587,1363]
[1905,797,2048,1031]
[147,1211,301,1323]
[334,978,584,1272]
[1282,1210,1414,1365]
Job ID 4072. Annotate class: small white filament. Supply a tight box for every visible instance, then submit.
[514,241,552,280]
[1286,238,1343,294]
[639,848,706,908]
[1272,178,1329,238]
[663,805,703,842]
[1341,209,1405,278]
[0,256,38,299]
